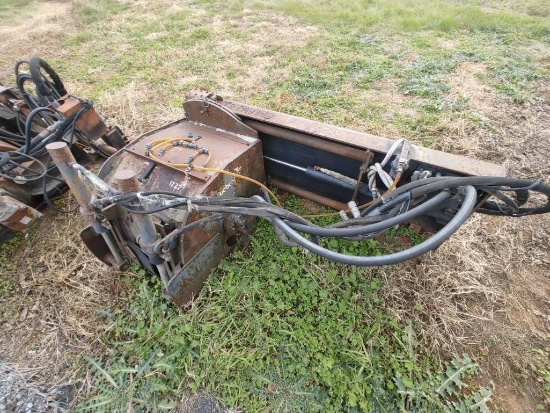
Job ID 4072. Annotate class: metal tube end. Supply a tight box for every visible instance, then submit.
[46,141,74,163]
[114,169,140,193]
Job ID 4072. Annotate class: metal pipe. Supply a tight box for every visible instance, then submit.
[101,231,125,266]
[156,264,171,289]
[46,141,125,266]
[264,156,306,172]
[114,170,170,288]
[46,142,95,221]
[270,179,347,211]
[265,156,369,196]
[113,170,159,247]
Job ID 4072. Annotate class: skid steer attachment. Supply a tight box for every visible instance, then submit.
[45,92,549,308]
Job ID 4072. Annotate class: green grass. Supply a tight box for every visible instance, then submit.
[258,0,550,37]
[73,0,129,23]
[52,0,547,137]
[0,0,35,21]
[531,347,550,407]
[4,0,549,410]
[78,202,492,412]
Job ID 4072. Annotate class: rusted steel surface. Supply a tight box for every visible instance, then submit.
[97,103,265,306]
[184,98,258,140]
[168,233,227,307]
[185,91,506,177]
[46,142,97,222]
[0,141,17,152]
[0,195,42,231]
[270,179,348,211]
[244,119,368,162]
[56,96,108,141]
[104,117,264,203]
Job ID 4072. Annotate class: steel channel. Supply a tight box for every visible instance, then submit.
[213,98,507,177]
[244,119,367,162]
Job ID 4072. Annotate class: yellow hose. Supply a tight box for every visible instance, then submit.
[147,152,282,207]
[146,137,403,213]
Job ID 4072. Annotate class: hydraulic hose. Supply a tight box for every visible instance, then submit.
[22,107,63,154]
[16,73,41,109]
[285,190,451,237]
[363,176,550,217]
[28,57,67,105]
[271,185,478,266]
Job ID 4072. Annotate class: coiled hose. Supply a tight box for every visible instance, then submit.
[270,186,477,266]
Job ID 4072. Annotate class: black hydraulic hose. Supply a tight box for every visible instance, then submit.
[0,152,47,182]
[41,173,72,212]
[15,111,26,136]
[273,224,300,247]
[30,106,88,156]
[363,176,550,217]
[479,188,519,213]
[16,73,40,109]
[13,105,84,161]
[272,185,477,266]
[28,57,67,104]
[121,196,307,223]
[0,128,25,141]
[407,177,550,216]
[40,155,78,213]
[14,60,28,78]
[159,213,229,252]
[327,214,384,228]
[22,107,63,154]
[0,152,10,168]
[285,190,451,237]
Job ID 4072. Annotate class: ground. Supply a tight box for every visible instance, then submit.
[0,0,549,412]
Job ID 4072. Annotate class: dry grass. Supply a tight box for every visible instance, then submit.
[2,211,140,406]
[0,0,549,411]
[0,210,127,409]
[0,1,75,84]
[378,67,550,410]
[94,81,181,137]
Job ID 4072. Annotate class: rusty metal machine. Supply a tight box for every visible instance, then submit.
[0,57,126,239]
[43,87,550,308]
[4,58,547,309]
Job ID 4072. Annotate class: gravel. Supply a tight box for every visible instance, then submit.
[0,363,73,413]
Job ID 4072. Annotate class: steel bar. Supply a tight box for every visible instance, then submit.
[270,178,347,211]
